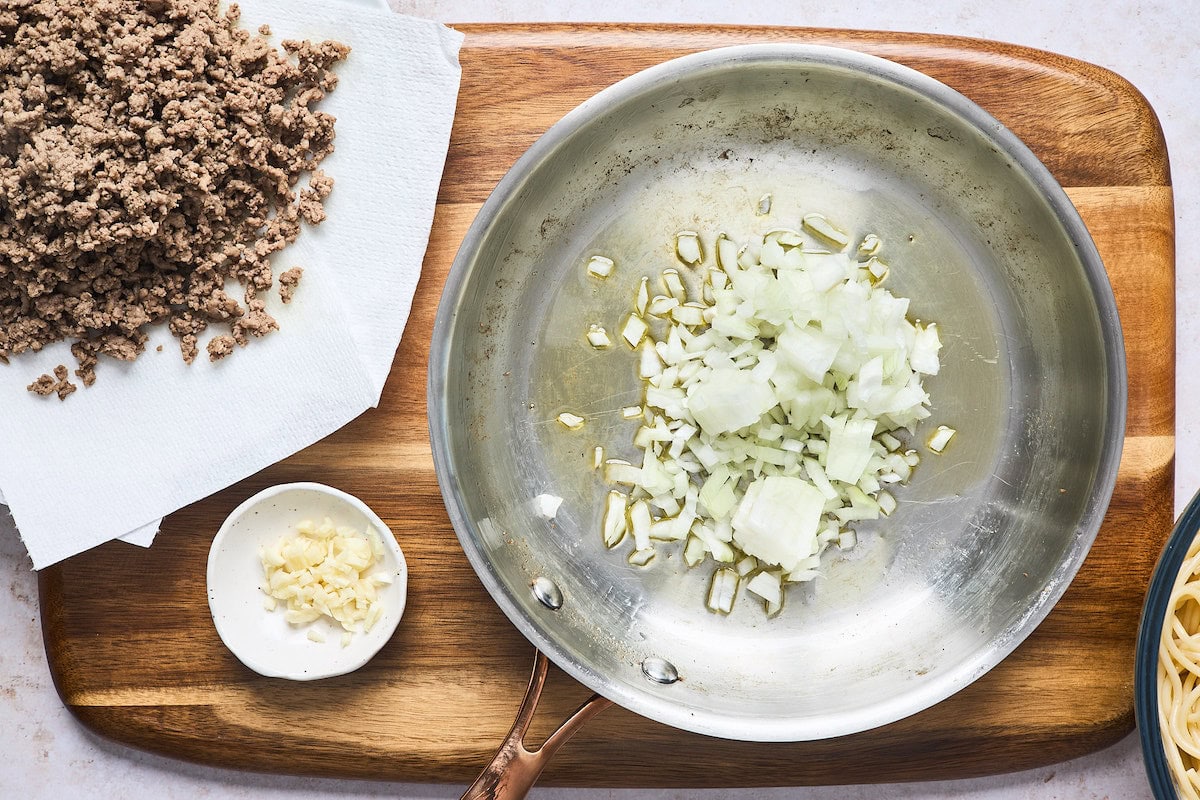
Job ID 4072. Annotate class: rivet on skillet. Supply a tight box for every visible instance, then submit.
[531,576,563,610]
[641,657,679,685]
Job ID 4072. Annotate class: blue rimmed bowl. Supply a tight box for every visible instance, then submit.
[1137,490,1200,798]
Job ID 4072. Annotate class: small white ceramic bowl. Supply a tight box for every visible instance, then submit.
[207,482,408,680]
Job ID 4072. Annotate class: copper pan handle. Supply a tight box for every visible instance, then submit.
[462,650,612,800]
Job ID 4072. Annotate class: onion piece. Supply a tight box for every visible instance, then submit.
[621,314,648,348]
[628,548,656,566]
[707,568,739,613]
[671,303,706,327]
[745,570,782,605]
[857,233,882,257]
[629,499,652,551]
[638,340,663,379]
[716,233,739,271]
[675,231,703,265]
[646,295,679,317]
[824,415,877,484]
[587,255,614,278]
[731,476,824,572]
[663,269,687,302]
[910,323,942,375]
[602,491,627,547]
[927,425,956,453]
[556,412,584,430]
[878,490,897,516]
[586,324,611,349]
[801,213,850,249]
[532,493,563,520]
[864,256,889,283]
[604,459,642,485]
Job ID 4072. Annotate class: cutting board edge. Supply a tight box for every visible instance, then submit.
[39,695,1135,787]
[450,22,1172,188]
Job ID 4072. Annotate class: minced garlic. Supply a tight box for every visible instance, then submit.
[260,517,391,641]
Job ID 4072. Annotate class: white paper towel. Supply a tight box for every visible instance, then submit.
[0,1,464,569]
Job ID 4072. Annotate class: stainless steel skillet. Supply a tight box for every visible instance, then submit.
[427,43,1125,797]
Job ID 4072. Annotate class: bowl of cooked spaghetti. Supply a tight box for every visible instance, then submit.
[1138,492,1200,798]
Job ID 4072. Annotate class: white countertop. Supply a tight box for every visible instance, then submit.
[2,0,1194,797]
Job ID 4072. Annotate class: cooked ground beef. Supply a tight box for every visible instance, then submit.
[27,363,75,400]
[277,266,302,303]
[0,0,348,396]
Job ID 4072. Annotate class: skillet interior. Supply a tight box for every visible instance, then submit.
[428,44,1125,741]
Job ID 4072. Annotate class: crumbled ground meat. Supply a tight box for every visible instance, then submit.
[52,364,76,399]
[26,373,56,396]
[206,334,235,361]
[278,267,303,303]
[1,1,349,398]
[231,295,278,344]
[27,364,76,400]
[69,340,98,386]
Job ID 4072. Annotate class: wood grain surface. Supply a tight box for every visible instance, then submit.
[37,25,1175,787]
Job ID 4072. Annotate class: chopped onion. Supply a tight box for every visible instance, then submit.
[646,295,679,317]
[628,548,656,566]
[824,415,877,484]
[638,340,663,379]
[857,233,882,257]
[630,499,652,551]
[910,323,942,376]
[556,412,584,430]
[586,208,951,615]
[802,212,850,249]
[586,324,611,349]
[927,425,956,453]
[586,254,614,278]
[671,303,706,327]
[675,231,703,265]
[745,570,782,605]
[602,491,627,547]
[532,493,563,519]
[865,256,889,283]
[604,458,641,485]
[621,314,649,348]
[735,555,758,576]
[663,269,687,302]
[731,476,823,572]
[707,568,739,613]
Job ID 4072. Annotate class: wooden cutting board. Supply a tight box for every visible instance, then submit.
[37,24,1175,787]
